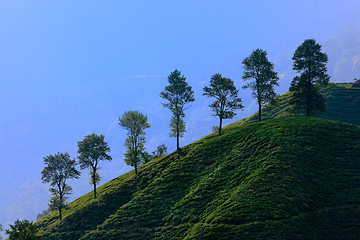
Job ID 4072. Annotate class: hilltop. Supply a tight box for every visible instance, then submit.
[232,83,360,126]
[37,114,360,239]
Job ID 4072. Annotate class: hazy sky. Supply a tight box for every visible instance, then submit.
[1,0,360,234]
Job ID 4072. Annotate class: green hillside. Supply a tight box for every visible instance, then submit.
[37,115,360,239]
[230,83,360,127]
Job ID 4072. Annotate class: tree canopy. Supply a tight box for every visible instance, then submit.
[6,220,40,240]
[203,73,243,135]
[242,48,279,122]
[119,110,150,175]
[160,69,195,151]
[289,39,329,116]
[77,133,112,199]
[41,152,80,220]
[154,144,167,158]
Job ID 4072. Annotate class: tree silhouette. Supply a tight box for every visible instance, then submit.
[242,49,279,122]
[78,133,112,199]
[290,39,329,116]
[203,73,243,135]
[119,111,150,175]
[41,152,80,220]
[6,220,40,240]
[160,69,195,151]
[154,144,167,158]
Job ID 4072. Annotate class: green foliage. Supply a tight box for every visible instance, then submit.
[242,48,279,122]
[0,223,3,240]
[119,110,150,175]
[154,144,167,158]
[203,73,243,135]
[222,83,360,132]
[6,220,40,240]
[48,193,69,213]
[78,133,112,199]
[38,116,360,240]
[41,152,80,220]
[37,208,52,221]
[212,126,219,133]
[142,145,168,164]
[290,39,330,116]
[160,69,195,150]
[141,151,154,163]
[290,74,326,114]
[89,168,101,185]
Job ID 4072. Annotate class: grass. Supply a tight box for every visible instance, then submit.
[233,83,360,126]
[36,83,360,239]
[37,116,360,239]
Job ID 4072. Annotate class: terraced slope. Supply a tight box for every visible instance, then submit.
[228,83,360,128]
[38,117,360,239]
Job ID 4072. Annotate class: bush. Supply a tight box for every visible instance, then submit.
[6,220,40,240]
[352,79,360,88]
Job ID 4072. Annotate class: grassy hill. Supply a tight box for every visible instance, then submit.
[37,83,360,239]
[37,114,360,239]
[229,83,360,127]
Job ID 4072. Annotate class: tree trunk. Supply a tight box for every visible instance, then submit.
[177,130,180,151]
[306,69,312,117]
[59,193,63,220]
[306,77,311,117]
[93,174,97,199]
[219,117,222,135]
[135,162,138,175]
[258,102,262,122]
[94,183,97,199]
[256,77,262,122]
[306,106,310,117]
[58,185,63,220]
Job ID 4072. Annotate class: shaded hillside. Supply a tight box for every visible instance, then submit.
[229,83,360,127]
[38,117,360,239]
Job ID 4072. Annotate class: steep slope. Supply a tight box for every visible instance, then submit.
[227,83,360,128]
[37,117,360,239]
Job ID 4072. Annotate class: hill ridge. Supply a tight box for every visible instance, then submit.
[237,83,360,126]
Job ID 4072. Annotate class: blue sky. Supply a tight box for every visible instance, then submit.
[1,0,360,234]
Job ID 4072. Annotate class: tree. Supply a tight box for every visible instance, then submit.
[289,39,330,116]
[36,207,52,221]
[352,78,360,88]
[203,73,243,135]
[141,144,168,164]
[160,69,195,151]
[6,220,40,240]
[41,152,80,220]
[119,111,150,175]
[242,49,279,122]
[0,223,4,240]
[141,151,154,164]
[77,133,112,199]
[48,194,67,216]
[154,144,167,158]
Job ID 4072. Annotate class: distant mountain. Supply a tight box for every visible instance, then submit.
[37,84,360,240]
